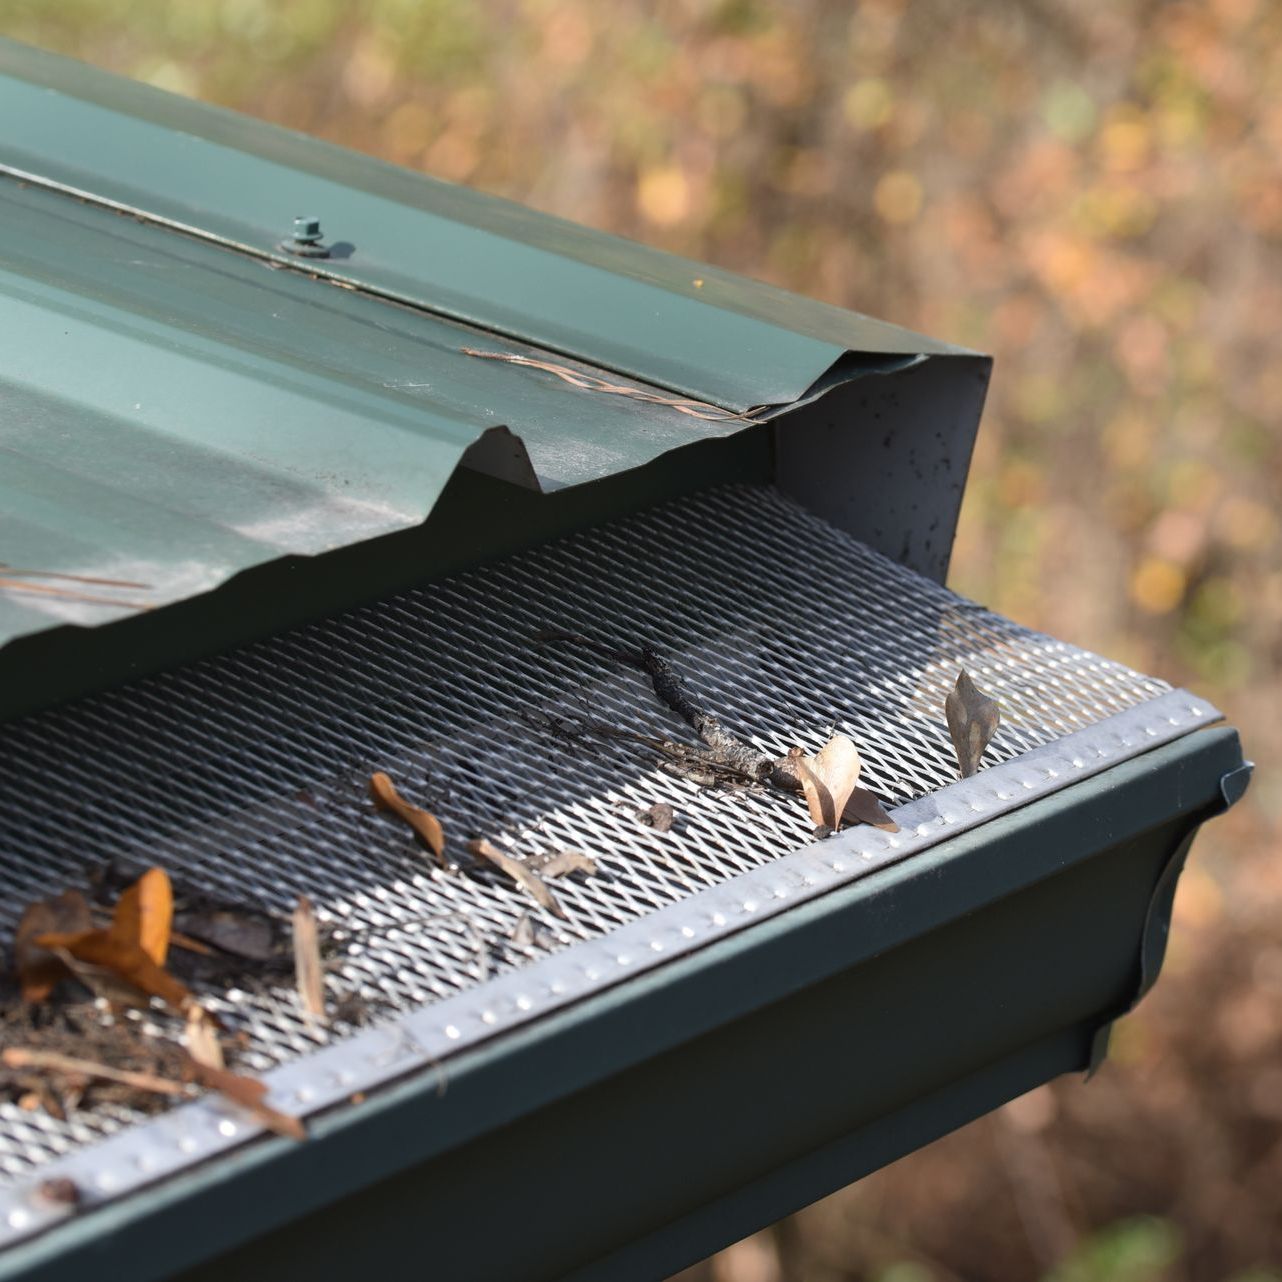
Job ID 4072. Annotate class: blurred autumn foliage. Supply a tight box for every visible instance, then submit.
[3,0,1278,1277]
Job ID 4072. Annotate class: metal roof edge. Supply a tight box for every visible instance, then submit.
[0,39,982,411]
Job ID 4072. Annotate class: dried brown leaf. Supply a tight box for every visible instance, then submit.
[369,772,446,865]
[184,1005,225,1070]
[510,913,535,947]
[35,1177,82,1208]
[842,786,901,833]
[14,890,93,1003]
[466,839,566,919]
[111,867,173,966]
[33,870,193,1011]
[638,802,676,832]
[292,896,327,1021]
[791,734,863,829]
[945,670,1001,779]
[536,850,598,879]
[174,908,280,962]
[35,933,194,1013]
[185,1058,307,1141]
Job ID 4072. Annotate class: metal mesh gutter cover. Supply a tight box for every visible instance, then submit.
[0,484,1219,1246]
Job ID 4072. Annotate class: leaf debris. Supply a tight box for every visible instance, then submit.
[945,669,1001,778]
[791,734,863,830]
[534,850,598,879]
[33,868,196,1013]
[466,839,566,918]
[637,802,676,832]
[843,785,900,833]
[2,1048,190,1097]
[369,772,447,864]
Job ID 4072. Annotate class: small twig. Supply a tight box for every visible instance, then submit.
[459,349,759,423]
[292,896,327,1021]
[536,632,788,786]
[0,563,151,589]
[3,1047,190,1097]
[530,709,765,787]
[0,578,155,610]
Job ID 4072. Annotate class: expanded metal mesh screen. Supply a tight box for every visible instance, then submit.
[0,484,1168,1179]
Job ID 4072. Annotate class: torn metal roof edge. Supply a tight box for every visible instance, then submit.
[0,38,983,411]
[0,349,923,660]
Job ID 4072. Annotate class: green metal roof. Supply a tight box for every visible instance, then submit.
[0,41,964,409]
[0,39,979,661]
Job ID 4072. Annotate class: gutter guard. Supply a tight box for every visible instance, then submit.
[0,485,1248,1278]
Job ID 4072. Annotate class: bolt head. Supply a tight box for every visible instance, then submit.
[292,216,323,243]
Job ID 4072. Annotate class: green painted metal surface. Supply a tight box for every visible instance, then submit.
[0,40,967,412]
[0,39,979,669]
[0,171,918,658]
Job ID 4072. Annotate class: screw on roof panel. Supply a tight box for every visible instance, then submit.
[280,215,330,258]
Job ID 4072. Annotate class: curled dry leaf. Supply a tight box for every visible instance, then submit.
[369,772,446,865]
[34,869,195,1013]
[945,670,1001,779]
[184,1006,225,1071]
[292,896,327,1021]
[510,913,535,947]
[111,867,173,966]
[536,850,598,880]
[466,839,566,919]
[791,734,863,830]
[842,786,900,833]
[15,890,93,1003]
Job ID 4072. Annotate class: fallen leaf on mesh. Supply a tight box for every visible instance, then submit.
[637,802,676,831]
[173,908,282,963]
[185,1005,225,1070]
[184,1057,307,1141]
[535,850,598,879]
[510,913,535,947]
[292,896,327,1021]
[945,670,1001,779]
[15,890,93,1003]
[842,786,900,833]
[34,869,195,1013]
[369,772,446,865]
[790,734,863,829]
[466,839,566,919]
[110,867,173,966]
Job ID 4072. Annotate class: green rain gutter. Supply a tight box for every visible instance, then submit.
[0,726,1250,1282]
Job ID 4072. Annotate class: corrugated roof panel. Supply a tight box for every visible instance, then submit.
[0,39,968,410]
[0,176,921,652]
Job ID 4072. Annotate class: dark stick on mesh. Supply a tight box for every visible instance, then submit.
[534,631,795,787]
